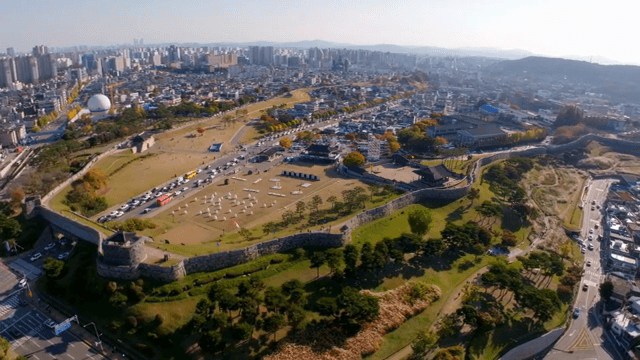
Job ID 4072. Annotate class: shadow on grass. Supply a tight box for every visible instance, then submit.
[466,317,542,360]
[446,205,466,222]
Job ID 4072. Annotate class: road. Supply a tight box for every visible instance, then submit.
[545,179,622,360]
[0,261,109,360]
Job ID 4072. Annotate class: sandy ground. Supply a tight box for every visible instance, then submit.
[148,162,367,245]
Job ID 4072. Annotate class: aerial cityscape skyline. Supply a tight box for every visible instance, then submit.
[1,0,639,65]
[2,2,640,360]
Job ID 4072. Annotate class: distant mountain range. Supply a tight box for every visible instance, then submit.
[201,39,536,60]
[487,56,640,103]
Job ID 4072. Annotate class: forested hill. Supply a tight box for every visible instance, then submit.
[487,56,640,103]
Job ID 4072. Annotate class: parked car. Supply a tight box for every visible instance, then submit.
[44,243,55,251]
[57,252,70,260]
[30,253,42,262]
[583,283,589,291]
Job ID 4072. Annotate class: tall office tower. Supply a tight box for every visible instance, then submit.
[260,46,274,65]
[32,45,48,56]
[6,48,14,57]
[249,46,260,65]
[139,38,143,46]
[133,38,138,46]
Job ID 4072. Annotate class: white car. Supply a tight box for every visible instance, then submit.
[196,169,202,174]
[30,253,42,262]
[174,191,182,196]
[44,243,55,251]
[57,252,70,260]
[44,319,56,329]
[589,229,594,234]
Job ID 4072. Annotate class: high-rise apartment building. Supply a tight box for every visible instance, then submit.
[249,46,260,65]
[260,46,274,66]
[32,45,48,56]
[6,48,14,57]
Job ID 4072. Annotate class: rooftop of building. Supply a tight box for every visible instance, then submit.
[459,125,505,137]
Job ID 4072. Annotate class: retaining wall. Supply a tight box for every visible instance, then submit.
[38,206,104,246]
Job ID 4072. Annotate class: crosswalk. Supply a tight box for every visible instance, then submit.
[0,296,19,319]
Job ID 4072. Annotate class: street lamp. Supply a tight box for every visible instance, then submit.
[83,322,104,352]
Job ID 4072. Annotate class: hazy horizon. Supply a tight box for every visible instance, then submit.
[2,0,638,65]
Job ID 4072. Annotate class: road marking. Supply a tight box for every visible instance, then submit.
[1,310,34,333]
[67,354,76,359]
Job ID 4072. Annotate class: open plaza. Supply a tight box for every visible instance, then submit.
[142,161,367,247]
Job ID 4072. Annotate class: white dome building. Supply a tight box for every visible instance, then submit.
[87,94,111,113]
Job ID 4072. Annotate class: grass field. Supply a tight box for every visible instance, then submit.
[49,90,312,215]
[237,90,311,144]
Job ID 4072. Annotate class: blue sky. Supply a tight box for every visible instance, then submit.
[1,0,638,64]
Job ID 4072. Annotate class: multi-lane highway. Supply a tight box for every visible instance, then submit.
[546,179,622,360]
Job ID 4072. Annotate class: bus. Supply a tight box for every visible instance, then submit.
[157,194,172,206]
[185,171,197,179]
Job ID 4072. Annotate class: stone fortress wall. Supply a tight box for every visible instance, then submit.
[34,133,639,283]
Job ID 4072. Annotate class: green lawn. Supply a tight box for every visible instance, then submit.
[565,206,583,230]
[127,296,202,336]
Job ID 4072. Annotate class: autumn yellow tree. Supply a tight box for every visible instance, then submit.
[82,169,109,190]
[434,136,448,146]
[343,151,366,167]
[8,188,25,205]
[279,137,293,149]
